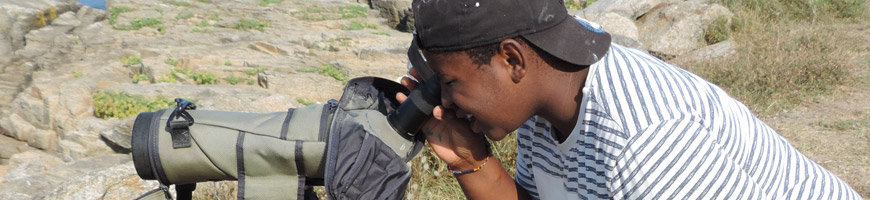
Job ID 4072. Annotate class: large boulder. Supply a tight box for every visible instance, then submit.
[636,2,733,58]
[668,39,736,66]
[577,0,679,19]
[0,154,145,200]
[368,0,414,32]
[581,12,643,49]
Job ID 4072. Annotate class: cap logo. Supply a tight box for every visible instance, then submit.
[573,16,605,34]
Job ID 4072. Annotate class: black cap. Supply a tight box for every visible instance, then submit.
[412,0,611,66]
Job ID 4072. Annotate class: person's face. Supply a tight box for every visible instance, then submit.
[423,49,532,141]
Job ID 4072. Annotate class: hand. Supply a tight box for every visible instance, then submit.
[396,69,489,170]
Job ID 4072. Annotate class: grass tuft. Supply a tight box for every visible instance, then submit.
[164,58,179,66]
[296,97,315,106]
[108,6,132,25]
[122,56,142,66]
[704,17,730,44]
[258,0,282,6]
[234,18,270,31]
[92,91,175,119]
[338,5,368,19]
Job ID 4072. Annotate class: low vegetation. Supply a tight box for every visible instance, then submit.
[108,6,132,25]
[164,58,179,66]
[258,0,281,6]
[686,0,867,115]
[168,0,190,7]
[92,91,175,119]
[296,97,315,106]
[341,21,377,30]
[234,18,270,31]
[224,74,247,85]
[297,64,349,83]
[121,56,141,66]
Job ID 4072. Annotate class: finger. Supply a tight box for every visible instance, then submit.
[432,105,444,120]
[396,92,408,103]
[400,76,419,91]
[409,67,422,81]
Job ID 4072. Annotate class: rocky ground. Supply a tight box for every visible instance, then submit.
[0,0,865,199]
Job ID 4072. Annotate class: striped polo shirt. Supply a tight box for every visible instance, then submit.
[514,43,861,199]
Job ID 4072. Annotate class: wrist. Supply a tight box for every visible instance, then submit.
[447,139,492,175]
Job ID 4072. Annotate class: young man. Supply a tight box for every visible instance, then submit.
[397,0,861,199]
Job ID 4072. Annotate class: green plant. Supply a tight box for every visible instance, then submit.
[224,74,247,85]
[132,73,150,83]
[258,0,281,6]
[564,0,596,9]
[243,66,266,75]
[246,79,255,85]
[296,97,315,106]
[320,64,349,83]
[207,13,220,21]
[338,5,367,19]
[164,58,179,66]
[122,56,142,66]
[168,0,190,7]
[296,67,318,73]
[196,21,210,27]
[224,61,233,66]
[198,0,210,2]
[342,21,377,30]
[372,31,391,36]
[92,91,175,119]
[704,17,730,44]
[114,17,165,32]
[176,12,194,20]
[72,71,84,78]
[191,27,210,33]
[193,71,218,85]
[108,6,132,25]
[234,18,269,31]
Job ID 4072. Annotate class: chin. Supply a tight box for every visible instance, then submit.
[484,130,510,141]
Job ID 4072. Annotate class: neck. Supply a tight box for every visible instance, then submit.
[536,67,589,143]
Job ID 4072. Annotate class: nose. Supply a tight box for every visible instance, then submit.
[440,87,455,110]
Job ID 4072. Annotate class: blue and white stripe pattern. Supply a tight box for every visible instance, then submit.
[515,43,861,199]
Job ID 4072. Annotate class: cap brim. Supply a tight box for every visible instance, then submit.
[521,16,611,66]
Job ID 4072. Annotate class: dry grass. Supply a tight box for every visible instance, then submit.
[685,0,866,116]
[406,133,518,199]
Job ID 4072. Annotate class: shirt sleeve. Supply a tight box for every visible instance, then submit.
[608,118,768,199]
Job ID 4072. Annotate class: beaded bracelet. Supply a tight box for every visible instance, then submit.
[449,138,492,176]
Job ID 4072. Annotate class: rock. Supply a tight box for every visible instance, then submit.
[51,11,81,27]
[258,71,271,89]
[611,34,644,50]
[0,135,38,165]
[358,45,404,61]
[4,150,64,181]
[582,12,639,43]
[38,161,159,200]
[100,117,135,151]
[369,0,414,32]
[636,2,733,58]
[577,0,678,19]
[74,6,105,27]
[249,42,290,56]
[0,114,37,143]
[669,39,736,65]
[0,0,83,53]
[0,154,140,200]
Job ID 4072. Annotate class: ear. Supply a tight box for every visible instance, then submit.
[498,39,526,83]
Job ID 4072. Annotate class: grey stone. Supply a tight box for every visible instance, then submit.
[369,0,414,32]
[51,11,81,27]
[38,161,160,200]
[100,117,135,151]
[669,39,736,65]
[577,0,679,19]
[74,6,105,26]
[4,150,63,181]
[611,34,644,50]
[583,12,639,43]
[637,2,733,58]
